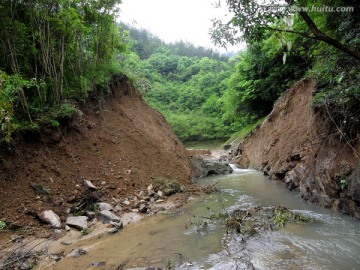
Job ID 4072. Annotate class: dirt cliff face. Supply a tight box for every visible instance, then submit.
[233,78,360,218]
[0,76,192,229]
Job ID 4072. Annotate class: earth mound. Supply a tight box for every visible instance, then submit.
[233,78,360,218]
[0,76,192,230]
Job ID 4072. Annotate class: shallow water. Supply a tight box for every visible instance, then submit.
[50,169,360,269]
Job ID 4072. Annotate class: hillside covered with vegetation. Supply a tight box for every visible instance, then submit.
[0,0,359,145]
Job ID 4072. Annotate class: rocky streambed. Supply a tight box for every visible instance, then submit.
[1,156,360,270]
[2,164,357,270]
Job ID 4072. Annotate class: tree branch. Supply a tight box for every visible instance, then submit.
[263,26,319,41]
[298,11,360,61]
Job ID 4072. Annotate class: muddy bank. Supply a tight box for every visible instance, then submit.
[0,76,192,233]
[232,78,360,218]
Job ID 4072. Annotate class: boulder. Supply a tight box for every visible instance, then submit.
[190,156,233,179]
[204,159,233,175]
[39,210,61,228]
[98,202,113,211]
[66,216,88,230]
[98,210,121,224]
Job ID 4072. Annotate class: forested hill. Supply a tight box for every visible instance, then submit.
[119,24,311,141]
[0,0,359,145]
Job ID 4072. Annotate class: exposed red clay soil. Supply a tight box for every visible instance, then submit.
[233,78,360,218]
[0,77,192,233]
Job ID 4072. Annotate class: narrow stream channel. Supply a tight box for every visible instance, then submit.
[50,168,360,270]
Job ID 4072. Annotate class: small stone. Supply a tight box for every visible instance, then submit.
[39,210,61,228]
[138,204,147,214]
[84,180,97,190]
[90,218,97,227]
[131,209,139,213]
[54,229,62,234]
[20,262,30,270]
[158,190,164,197]
[122,199,130,206]
[66,216,88,230]
[85,211,96,219]
[75,184,80,189]
[98,202,113,211]
[155,200,165,204]
[137,190,145,199]
[67,248,88,257]
[107,228,119,234]
[147,184,155,196]
[150,197,155,203]
[65,225,71,231]
[114,204,123,212]
[110,221,123,229]
[61,241,71,246]
[92,261,106,267]
[98,210,121,223]
[101,181,106,185]
[50,254,62,262]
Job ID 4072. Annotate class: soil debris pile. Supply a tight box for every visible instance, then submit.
[0,77,192,231]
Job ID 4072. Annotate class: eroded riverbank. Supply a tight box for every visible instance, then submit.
[22,167,360,270]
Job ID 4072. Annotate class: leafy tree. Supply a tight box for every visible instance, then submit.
[211,0,360,60]
[0,0,128,142]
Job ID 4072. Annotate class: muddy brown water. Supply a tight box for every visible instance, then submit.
[45,168,360,270]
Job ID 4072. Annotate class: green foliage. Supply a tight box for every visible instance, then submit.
[0,0,128,142]
[339,176,348,190]
[81,228,92,236]
[274,208,295,228]
[0,220,6,230]
[30,183,52,201]
[225,117,266,144]
[211,0,359,60]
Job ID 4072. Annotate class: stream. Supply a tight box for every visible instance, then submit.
[50,167,360,270]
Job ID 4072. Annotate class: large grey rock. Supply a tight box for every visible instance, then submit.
[98,202,113,211]
[190,156,233,179]
[40,210,61,228]
[66,216,88,230]
[98,210,121,224]
[204,159,233,175]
